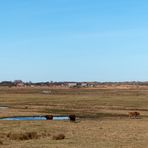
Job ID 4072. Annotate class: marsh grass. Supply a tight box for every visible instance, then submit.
[0,130,51,141]
[1,87,148,147]
[7,132,39,141]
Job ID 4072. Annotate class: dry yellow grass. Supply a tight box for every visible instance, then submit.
[0,119,148,148]
[0,87,148,147]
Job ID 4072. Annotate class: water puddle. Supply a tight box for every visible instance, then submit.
[0,106,8,109]
[0,116,70,121]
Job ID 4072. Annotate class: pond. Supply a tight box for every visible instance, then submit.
[0,116,70,121]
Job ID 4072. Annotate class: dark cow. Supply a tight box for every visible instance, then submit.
[45,115,53,120]
[69,114,76,122]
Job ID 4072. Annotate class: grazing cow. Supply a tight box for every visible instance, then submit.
[45,115,53,120]
[69,114,76,122]
[128,112,140,119]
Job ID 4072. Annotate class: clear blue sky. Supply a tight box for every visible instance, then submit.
[0,0,148,82]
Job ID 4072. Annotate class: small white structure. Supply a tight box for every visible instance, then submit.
[67,83,78,87]
[80,83,88,87]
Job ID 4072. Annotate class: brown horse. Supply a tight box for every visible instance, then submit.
[128,112,140,118]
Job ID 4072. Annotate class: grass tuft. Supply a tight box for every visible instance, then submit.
[52,134,65,140]
[7,132,39,141]
[0,140,3,145]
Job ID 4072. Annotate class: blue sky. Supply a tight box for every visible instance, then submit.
[0,0,148,82]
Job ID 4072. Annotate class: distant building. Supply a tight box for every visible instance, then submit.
[67,82,78,88]
[87,82,96,87]
[14,80,25,87]
[80,83,88,87]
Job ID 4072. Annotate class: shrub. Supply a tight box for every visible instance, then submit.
[52,134,65,140]
[0,140,3,145]
[7,132,39,141]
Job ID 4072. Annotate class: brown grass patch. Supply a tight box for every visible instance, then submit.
[0,130,51,143]
[7,132,39,141]
[0,140,3,145]
[52,133,65,140]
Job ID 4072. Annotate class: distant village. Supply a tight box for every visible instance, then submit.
[0,80,148,88]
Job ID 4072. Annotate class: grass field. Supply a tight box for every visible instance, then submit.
[0,87,148,147]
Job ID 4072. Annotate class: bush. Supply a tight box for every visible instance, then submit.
[7,132,39,141]
[52,134,65,140]
[0,140,3,145]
